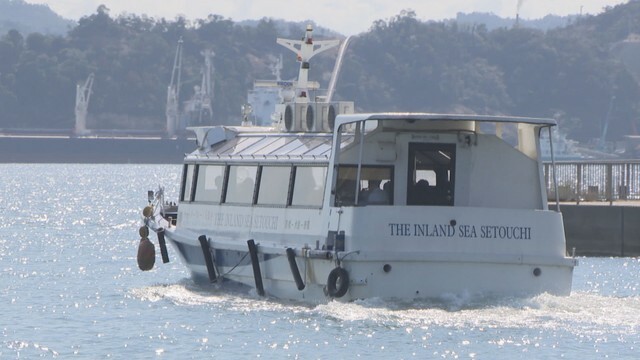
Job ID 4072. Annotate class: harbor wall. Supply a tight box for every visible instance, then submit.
[0,136,195,164]
[552,204,640,257]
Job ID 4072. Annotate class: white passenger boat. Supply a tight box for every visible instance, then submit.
[138,25,576,303]
[141,110,577,303]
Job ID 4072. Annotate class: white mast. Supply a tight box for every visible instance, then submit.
[74,73,94,135]
[277,25,339,103]
[326,35,351,103]
[166,38,183,137]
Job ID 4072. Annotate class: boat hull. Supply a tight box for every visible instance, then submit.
[164,228,576,303]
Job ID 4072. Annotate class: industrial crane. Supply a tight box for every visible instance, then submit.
[74,73,94,135]
[166,38,183,137]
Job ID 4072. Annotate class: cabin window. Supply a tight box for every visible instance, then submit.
[257,166,292,206]
[181,164,196,202]
[194,164,225,203]
[407,143,455,206]
[334,165,393,206]
[225,165,258,204]
[291,166,327,207]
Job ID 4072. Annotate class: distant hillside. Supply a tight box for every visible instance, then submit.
[454,12,578,31]
[0,0,74,35]
[237,18,342,37]
[0,1,639,146]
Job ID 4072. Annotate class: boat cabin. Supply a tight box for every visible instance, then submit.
[182,113,552,212]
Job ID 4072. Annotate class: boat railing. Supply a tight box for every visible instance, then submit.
[544,160,640,204]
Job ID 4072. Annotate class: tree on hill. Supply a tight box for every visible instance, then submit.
[0,2,639,146]
[0,0,74,35]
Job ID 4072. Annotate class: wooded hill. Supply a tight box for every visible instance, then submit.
[0,0,72,35]
[0,1,639,144]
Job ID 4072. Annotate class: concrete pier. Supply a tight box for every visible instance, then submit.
[552,202,640,257]
[0,135,195,164]
[544,160,640,257]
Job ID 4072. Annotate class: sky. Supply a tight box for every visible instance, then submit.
[26,0,631,35]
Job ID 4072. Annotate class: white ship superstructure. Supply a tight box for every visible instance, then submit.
[142,112,577,303]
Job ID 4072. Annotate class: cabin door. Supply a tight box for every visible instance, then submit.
[406,143,456,206]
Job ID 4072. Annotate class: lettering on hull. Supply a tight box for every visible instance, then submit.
[180,208,281,231]
[388,223,532,240]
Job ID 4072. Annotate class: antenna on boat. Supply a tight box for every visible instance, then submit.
[265,26,355,132]
[277,25,339,103]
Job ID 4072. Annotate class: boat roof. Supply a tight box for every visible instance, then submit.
[186,130,344,164]
[336,113,557,127]
[185,113,555,164]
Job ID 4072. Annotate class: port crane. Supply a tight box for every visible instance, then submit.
[74,73,94,135]
[166,38,183,137]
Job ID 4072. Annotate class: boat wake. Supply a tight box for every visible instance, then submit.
[127,279,311,313]
[314,291,640,337]
[128,280,640,336]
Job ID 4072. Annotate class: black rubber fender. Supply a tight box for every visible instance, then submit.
[327,267,349,298]
[286,248,305,290]
[137,236,155,271]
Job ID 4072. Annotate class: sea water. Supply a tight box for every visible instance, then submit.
[1,164,639,359]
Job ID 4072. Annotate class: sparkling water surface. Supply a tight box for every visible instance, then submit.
[1,164,639,359]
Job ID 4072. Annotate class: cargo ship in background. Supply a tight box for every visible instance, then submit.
[1,28,350,164]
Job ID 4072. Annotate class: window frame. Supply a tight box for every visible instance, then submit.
[223,164,259,205]
[193,164,226,204]
[333,164,394,207]
[180,163,197,202]
[290,165,328,208]
[255,165,294,207]
[182,161,330,209]
[406,142,456,206]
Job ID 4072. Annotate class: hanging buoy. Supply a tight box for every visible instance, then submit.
[142,206,154,218]
[139,225,149,238]
[137,226,155,271]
